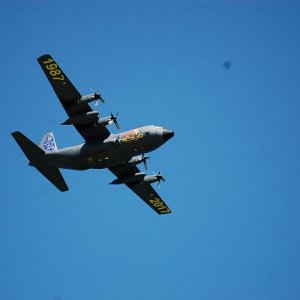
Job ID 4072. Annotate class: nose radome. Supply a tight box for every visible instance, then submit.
[163,129,175,142]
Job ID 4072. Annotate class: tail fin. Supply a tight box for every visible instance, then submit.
[39,132,58,152]
[11,131,68,192]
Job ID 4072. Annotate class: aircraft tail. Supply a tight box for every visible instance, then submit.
[39,132,58,152]
[11,131,68,192]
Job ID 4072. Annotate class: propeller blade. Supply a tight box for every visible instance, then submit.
[143,160,147,170]
[154,170,165,187]
[90,88,105,104]
[110,112,120,129]
[141,154,149,170]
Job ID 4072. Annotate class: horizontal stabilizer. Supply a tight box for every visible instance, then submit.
[11,131,68,192]
[12,131,44,163]
[35,165,69,192]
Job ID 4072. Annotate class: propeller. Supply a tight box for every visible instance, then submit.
[141,154,150,170]
[154,171,166,188]
[90,88,105,106]
[108,112,120,130]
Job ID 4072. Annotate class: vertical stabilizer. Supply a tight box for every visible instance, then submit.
[39,132,58,152]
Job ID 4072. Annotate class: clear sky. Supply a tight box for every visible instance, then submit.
[1,1,300,299]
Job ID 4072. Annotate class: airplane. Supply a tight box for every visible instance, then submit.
[11,54,174,214]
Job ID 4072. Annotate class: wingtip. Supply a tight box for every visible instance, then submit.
[37,53,52,62]
[11,131,19,136]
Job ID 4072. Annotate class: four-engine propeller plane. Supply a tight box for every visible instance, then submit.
[11,54,174,214]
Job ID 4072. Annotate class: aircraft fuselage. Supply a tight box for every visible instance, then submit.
[44,125,174,170]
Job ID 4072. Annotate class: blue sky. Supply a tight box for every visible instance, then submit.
[1,1,300,299]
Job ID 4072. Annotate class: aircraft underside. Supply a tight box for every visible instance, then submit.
[45,138,160,170]
[12,53,174,214]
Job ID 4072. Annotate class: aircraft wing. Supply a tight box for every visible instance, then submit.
[37,54,110,142]
[109,165,172,215]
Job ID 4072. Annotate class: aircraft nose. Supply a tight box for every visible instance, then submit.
[163,129,175,142]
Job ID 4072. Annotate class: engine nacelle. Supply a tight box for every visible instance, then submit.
[98,112,120,129]
[98,116,112,126]
[79,92,105,105]
[110,172,145,185]
[144,172,165,187]
[128,154,149,170]
[143,175,158,184]
[79,93,98,104]
[128,155,144,165]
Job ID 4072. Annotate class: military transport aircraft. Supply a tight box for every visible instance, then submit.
[11,54,174,214]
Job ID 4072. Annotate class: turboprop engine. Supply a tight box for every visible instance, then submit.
[110,171,165,187]
[128,154,150,170]
[79,89,105,106]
